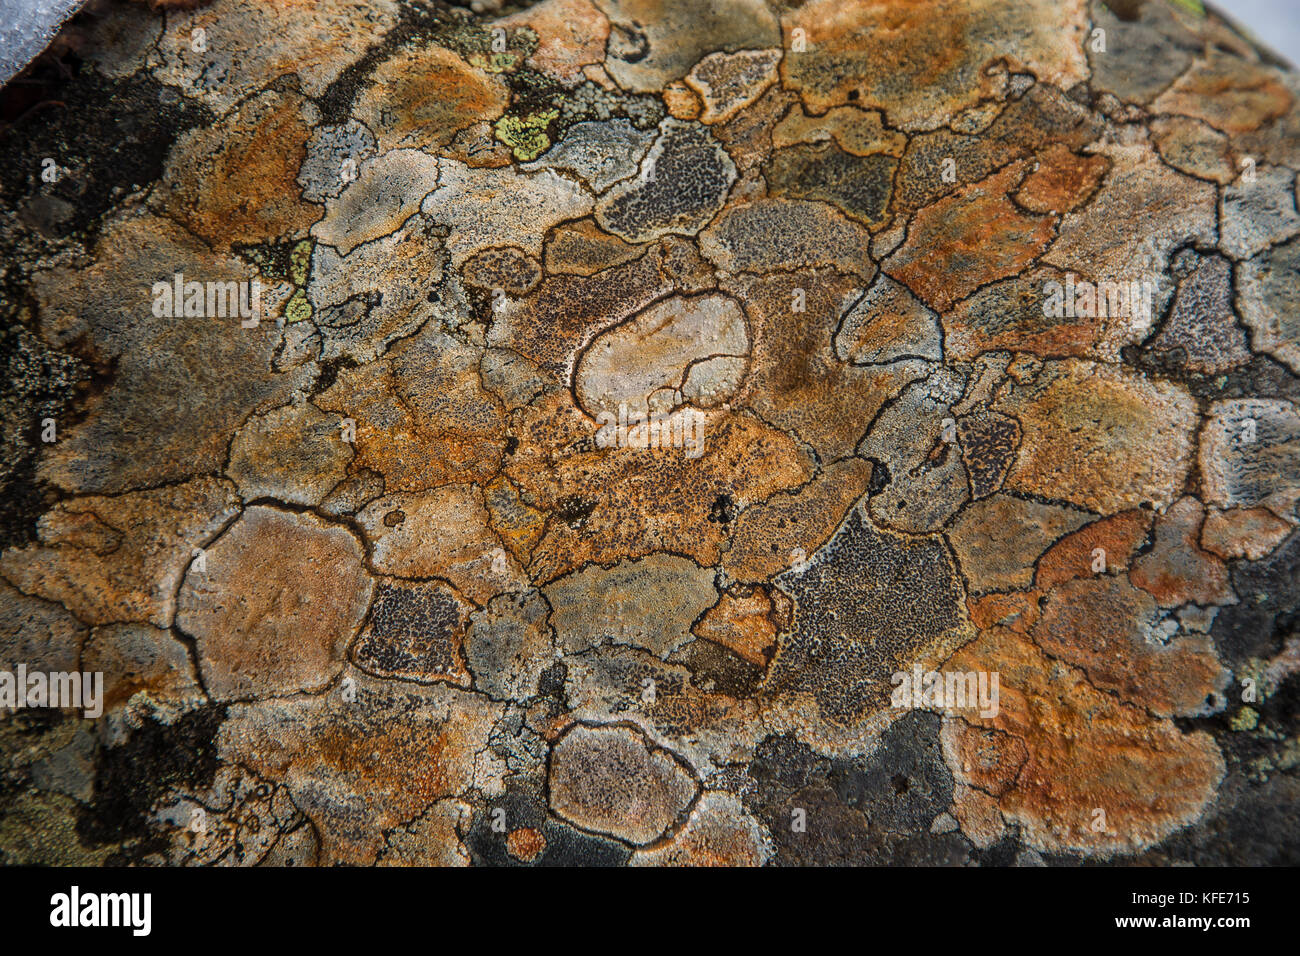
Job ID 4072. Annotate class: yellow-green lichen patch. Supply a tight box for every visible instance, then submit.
[495,109,559,161]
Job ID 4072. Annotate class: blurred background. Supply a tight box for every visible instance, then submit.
[1223,0,1300,66]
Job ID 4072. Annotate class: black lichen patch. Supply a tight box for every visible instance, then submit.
[744,713,969,865]
[0,70,211,255]
[767,142,898,227]
[76,704,227,859]
[0,317,89,550]
[957,410,1020,500]
[763,504,972,725]
[351,580,470,683]
[1212,529,1300,665]
[597,120,736,242]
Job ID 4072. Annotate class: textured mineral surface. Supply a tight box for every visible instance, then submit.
[0,0,1297,866]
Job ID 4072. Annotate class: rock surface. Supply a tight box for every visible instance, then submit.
[1,0,1297,867]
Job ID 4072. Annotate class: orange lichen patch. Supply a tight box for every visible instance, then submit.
[351,43,509,152]
[497,0,609,86]
[157,88,319,249]
[885,163,1056,312]
[543,218,645,276]
[505,392,811,584]
[942,722,1028,797]
[219,682,504,865]
[1014,144,1109,214]
[994,360,1198,515]
[723,458,873,583]
[1035,509,1153,591]
[1201,506,1294,561]
[966,591,1039,634]
[1152,53,1294,136]
[505,827,547,862]
[1130,497,1236,609]
[780,0,1087,130]
[692,585,790,667]
[1031,575,1228,719]
[944,627,1224,856]
[314,338,507,493]
[772,103,907,157]
[356,485,527,605]
[0,478,241,628]
[662,82,702,120]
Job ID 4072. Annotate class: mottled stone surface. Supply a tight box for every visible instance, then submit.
[2,0,1299,868]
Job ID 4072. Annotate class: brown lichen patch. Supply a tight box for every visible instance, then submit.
[993,359,1198,515]
[0,478,241,628]
[662,82,703,121]
[779,0,1087,130]
[356,485,525,605]
[506,393,810,583]
[729,271,920,461]
[82,623,204,717]
[885,163,1056,312]
[941,722,1027,798]
[149,0,400,111]
[314,329,507,493]
[1035,509,1153,592]
[772,104,907,157]
[461,247,543,297]
[548,723,699,845]
[351,43,509,152]
[692,584,790,668]
[1201,507,1294,562]
[1152,53,1294,136]
[1031,574,1228,719]
[219,680,504,864]
[941,266,1101,360]
[1043,143,1216,354]
[543,218,645,276]
[226,400,353,506]
[1130,497,1236,609]
[489,246,675,379]
[157,88,319,249]
[630,790,771,865]
[723,458,873,584]
[176,506,372,701]
[1014,144,1109,214]
[766,141,898,227]
[945,493,1090,594]
[943,626,1224,856]
[497,0,609,86]
[1151,115,1236,184]
[34,211,314,494]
